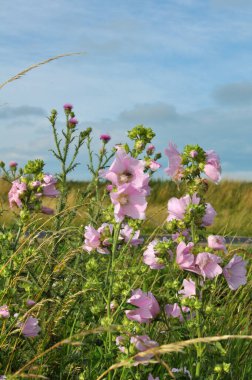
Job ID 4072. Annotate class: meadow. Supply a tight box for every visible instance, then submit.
[1,179,252,237]
[0,108,251,380]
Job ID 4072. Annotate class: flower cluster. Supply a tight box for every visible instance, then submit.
[8,172,59,215]
[116,334,158,364]
[165,142,221,184]
[83,223,143,254]
[0,303,40,338]
[100,147,150,222]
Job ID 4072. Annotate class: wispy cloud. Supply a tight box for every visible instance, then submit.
[213,82,252,106]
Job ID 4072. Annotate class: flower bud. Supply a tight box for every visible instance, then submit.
[68,117,78,129]
[9,161,18,168]
[63,103,73,111]
[100,134,111,143]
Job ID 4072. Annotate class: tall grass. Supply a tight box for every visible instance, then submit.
[2,179,252,236]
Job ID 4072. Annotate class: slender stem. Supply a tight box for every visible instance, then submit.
[191,220,203,378]
[106,222,121,380]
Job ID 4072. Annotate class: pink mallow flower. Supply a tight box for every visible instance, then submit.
[148,375,160,380]
[130,335,158,362]
[110,184,147,222]
[202,203,217,226]
[208,235,227,252]
[178,278,196,298]
[125,289,160,323]
[167,194,216,227]
[167,194,200,222]
[83,224,113,254]
[149,160,161,172]
[101,147,150,193]
[204,150,221,183]
[120,224,143,246]
[164,142,183,180]
[41,206,54,215]
[20,316,41,338]
[0,305,10,318]
[165,303,190,322]
[176,242,198,273]
[8,180,27,208]
[223,255,247,290]
[42,175,59,198]
[143,240,165,270]
[195,252,222,279]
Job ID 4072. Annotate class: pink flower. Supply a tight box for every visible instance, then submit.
[125,289,160,323]
[178,278,196,298]
[32,180,41,188]
[190,150,198,158]
[130,335,158,362]
[63,103,73,111]
[9,161,18,168]
[167,194,217,227]
[208,235,226,252]
[0,305,10,318]
[143,240,165,270]
[68,117,78,127]
[164,142,183,180]
[167,194,200,222]
[83,224,112,254]
[165,303,190,322]
[148,375,160,380]
[149,160,161,171]
[195,252,222,279]
[223,255,247,290]
[146,145,155,155]
[204,150,221,183]
[176,242,197,272]
[41,206,54,215]
[120,224,143,246]
[110,184,147,222]
[83,225,101,252]
[100,134,111,143]
[116,335,127,353]
[101,148,150,192]
[26,299,36,307]
[20,316,41,337]
[42,175,59,198]
[202,203,217,226]
[8,180,27,208]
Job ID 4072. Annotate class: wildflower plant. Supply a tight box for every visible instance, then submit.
[0,106,251,380]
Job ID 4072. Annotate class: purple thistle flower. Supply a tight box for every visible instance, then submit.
[63,103,73,111]
[100,134,111,143]
[9,161,18,168]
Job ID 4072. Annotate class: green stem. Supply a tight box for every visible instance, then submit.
[106,222,121,380]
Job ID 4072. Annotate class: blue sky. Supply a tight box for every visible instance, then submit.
[1,0,252,180]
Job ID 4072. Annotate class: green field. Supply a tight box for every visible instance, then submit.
[1,179,252,237]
